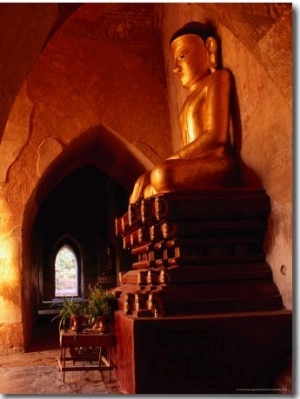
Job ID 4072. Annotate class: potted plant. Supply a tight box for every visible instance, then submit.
[87,285,118,333]
[52,298,88,333]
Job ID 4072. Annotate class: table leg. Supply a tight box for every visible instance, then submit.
[63,347,66,383]
[98,346,102,367]
[108,348,112,381]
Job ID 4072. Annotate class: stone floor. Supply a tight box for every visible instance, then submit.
[0,314,123,395]
[0,364,121,395]
[0,314,292,396]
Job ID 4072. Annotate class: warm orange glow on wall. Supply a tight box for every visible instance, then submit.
[0,239,17,285]
[0,237,22,324]
[0,198,21,325]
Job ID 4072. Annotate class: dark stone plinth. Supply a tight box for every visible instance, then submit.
[114,309,292,394]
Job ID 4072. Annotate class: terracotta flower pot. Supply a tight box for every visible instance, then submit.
[70,315,88,333]
[93,315,110,334]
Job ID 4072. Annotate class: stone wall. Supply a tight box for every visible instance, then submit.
[0,3,172,350]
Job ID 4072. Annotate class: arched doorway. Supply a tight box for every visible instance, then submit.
[35,165,129,302]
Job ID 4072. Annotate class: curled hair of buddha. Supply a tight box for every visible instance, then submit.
[170,21,215,44]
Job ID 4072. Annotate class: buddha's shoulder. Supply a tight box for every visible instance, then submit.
[209,69,232,86]
[190,70,232,97]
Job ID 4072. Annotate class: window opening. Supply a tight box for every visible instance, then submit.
[55,244,78,297]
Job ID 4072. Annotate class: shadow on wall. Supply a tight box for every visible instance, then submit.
[230,74,262,188]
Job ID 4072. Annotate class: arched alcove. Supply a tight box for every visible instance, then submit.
[22,162,130,347]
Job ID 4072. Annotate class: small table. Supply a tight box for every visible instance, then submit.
[58,329,116,382]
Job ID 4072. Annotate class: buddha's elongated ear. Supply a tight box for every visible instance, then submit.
[206,36,218,73]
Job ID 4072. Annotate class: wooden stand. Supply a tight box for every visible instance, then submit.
[58,330,116,382]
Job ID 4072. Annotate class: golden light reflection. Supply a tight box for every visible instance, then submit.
[0,195,20,286]
[0,239,18,285]
[0,237,21,324]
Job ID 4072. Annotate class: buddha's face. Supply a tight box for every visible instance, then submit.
[171,34,210,90]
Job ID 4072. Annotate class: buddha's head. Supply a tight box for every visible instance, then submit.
[170,22,218,90]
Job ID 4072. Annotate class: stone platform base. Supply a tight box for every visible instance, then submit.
[113,309,292,394]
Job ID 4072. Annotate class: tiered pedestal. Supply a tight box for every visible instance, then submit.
[114,188,292,393]
[115,189,283,316]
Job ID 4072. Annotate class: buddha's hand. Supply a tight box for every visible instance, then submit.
[167,152,180,160]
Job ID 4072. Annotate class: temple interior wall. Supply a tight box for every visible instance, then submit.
[0,3,292,352]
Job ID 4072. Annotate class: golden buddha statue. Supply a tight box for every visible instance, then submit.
[129,22,239,204]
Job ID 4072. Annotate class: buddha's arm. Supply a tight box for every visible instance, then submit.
[173,70,232,159]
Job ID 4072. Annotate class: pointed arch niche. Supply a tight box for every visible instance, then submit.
[53,237,82,298]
